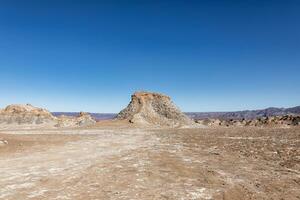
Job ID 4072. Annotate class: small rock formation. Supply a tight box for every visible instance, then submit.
[0,104,56,125]
[76,112,96,126]
[116,91,195,127]
[56,112,96,127]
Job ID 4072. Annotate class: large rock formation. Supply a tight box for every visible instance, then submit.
[116,92,194,127]
[0,104,96,128]
[0,104,57,126]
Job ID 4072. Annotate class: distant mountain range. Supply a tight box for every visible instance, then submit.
[186,106,300,120]
[52,106,300,121]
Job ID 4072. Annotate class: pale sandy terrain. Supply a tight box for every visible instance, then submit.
[0,125,299,200]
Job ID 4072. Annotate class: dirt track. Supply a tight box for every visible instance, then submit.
[0,127,299,200]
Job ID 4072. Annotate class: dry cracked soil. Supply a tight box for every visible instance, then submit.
[0,126,299,200]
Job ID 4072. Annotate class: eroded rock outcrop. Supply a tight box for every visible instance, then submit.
[0,104,57,126]
[116,92,194,127]
[56,112,96,127]
[0,104,96,128]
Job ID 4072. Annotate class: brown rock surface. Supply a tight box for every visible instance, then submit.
[116,92,194,127]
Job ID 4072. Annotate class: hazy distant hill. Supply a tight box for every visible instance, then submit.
[186,106,300,120]
[52,106,300,121]
[52,112,116,121]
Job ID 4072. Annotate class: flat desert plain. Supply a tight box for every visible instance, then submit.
[0,124,299,200]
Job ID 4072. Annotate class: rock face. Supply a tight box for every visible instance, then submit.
[116,92,194,127]
[0,104,56,125]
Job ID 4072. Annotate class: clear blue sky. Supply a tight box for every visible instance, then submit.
[0,0,299,112]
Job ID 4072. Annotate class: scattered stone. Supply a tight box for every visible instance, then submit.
[195,115,300,127]
[0,139,8,146]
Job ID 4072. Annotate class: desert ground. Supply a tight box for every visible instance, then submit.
[0,123,299,200]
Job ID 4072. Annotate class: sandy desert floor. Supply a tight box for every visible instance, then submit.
[0,125,299,200]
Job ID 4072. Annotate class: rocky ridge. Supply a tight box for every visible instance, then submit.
[116,92,195,127]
